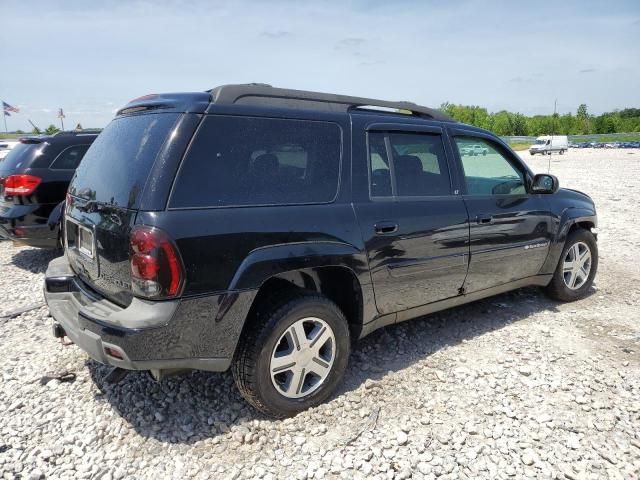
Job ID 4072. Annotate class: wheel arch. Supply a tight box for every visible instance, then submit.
[228,242,375,350]
[540,209,597,275]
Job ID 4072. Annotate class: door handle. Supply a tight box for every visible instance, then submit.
[374,221,399,235]
[475,215,493,224]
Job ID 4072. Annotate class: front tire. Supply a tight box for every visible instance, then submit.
[232,293,350,418]
[545,228,598,301]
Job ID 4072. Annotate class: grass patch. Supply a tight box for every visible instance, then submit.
[509,142,530,151]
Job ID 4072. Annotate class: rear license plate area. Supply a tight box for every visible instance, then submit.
[66,220,94,259]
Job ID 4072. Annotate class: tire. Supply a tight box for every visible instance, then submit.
[545,228,598,302]
[559,149,565,155]
[232,293,351,418]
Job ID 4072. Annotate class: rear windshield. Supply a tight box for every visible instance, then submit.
[170,116,341,208]
[0,143,41,173]
[69,113,179,209]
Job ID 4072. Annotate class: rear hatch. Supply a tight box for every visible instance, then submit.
[65,112,182,306]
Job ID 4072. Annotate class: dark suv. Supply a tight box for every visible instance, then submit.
[44,85,598,417]
[0,131,98,248]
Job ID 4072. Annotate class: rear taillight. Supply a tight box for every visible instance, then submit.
[129,225,184,299]
[4,174,41,195]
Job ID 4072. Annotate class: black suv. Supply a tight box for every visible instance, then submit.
[44,85,598,417]
[0,131,98,248]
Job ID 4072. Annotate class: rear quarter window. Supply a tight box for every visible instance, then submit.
[49,144,90,170]
[170,116,342,208]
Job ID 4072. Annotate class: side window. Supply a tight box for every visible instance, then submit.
[454,137,526,195]
[170,116,341,208]
[50,145,90,170]
[368,132,392,197]
[367,131,451,198]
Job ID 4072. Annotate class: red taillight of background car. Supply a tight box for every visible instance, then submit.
[129,225,184,298]
[4,174,42,195]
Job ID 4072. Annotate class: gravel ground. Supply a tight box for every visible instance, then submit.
[1,149,639,480]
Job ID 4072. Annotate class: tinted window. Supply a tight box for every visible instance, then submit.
[50,145,90,170]
[170,116,341,208]
[69,113,179,208]
[368,132,392,197]
[454,137,525,195]
[368,131,451,197]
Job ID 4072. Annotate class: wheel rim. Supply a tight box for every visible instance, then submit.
[270,317,336,399]
[563,241,592,290]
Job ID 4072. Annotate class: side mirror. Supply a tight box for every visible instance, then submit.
[531,173,559,194]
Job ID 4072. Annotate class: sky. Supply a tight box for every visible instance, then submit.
[1,0,639,131]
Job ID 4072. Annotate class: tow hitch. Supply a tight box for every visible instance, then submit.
[52,322,66,339]
[52,322,73,346]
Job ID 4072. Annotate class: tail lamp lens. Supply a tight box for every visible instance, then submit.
[4,174,41,195]
[129,226,184,299]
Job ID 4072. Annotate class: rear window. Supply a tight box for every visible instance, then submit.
[69,113,179,209]
[0,143,41,173]
[170,116,341,208]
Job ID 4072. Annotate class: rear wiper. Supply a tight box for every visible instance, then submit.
[75,199,98,213]
[76,200,121,214]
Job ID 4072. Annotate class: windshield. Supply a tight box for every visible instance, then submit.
[535,139,548,145]
[69,113,179,209]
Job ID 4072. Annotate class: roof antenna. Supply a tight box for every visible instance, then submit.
[548,98,557,174]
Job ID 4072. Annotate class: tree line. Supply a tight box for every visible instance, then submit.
[439,103,640,137]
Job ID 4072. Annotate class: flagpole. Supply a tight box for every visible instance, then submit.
[3,113,7,134]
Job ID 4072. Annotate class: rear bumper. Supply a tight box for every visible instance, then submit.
[43,256,254,372]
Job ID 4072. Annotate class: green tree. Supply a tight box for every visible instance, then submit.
[44,124,60,135]
[509,113,528,136]
[441,101,640,136]
[576,104,591,134]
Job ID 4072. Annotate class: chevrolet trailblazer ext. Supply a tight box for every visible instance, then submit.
[44,84,598,417]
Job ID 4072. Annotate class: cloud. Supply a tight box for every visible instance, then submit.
[260,31,292,39]
[335,37,366,50]
[509,77,524,83]
[359,60,384,67]
[579,68,598,73]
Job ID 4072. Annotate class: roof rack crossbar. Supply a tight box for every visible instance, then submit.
[208,84,453,122]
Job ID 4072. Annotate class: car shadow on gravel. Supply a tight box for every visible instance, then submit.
[85,285,574,444]
[11,247,60,273]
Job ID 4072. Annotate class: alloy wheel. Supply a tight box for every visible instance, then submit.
[270,317,336,399]
[563,241,592,290]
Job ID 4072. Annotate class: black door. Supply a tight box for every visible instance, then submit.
[449,131,553,293]
[352,119,469,315]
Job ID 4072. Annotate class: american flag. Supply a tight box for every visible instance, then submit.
[2,101,19,116]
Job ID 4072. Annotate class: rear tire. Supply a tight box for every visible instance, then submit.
[232,293,350,418]
[545,228,598,302]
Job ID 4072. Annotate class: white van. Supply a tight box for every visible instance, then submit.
[529,135,568,155]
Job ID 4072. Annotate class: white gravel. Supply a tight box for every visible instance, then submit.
[1,148,639,480]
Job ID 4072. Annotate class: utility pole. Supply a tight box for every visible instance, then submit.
[548,98,558,173]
